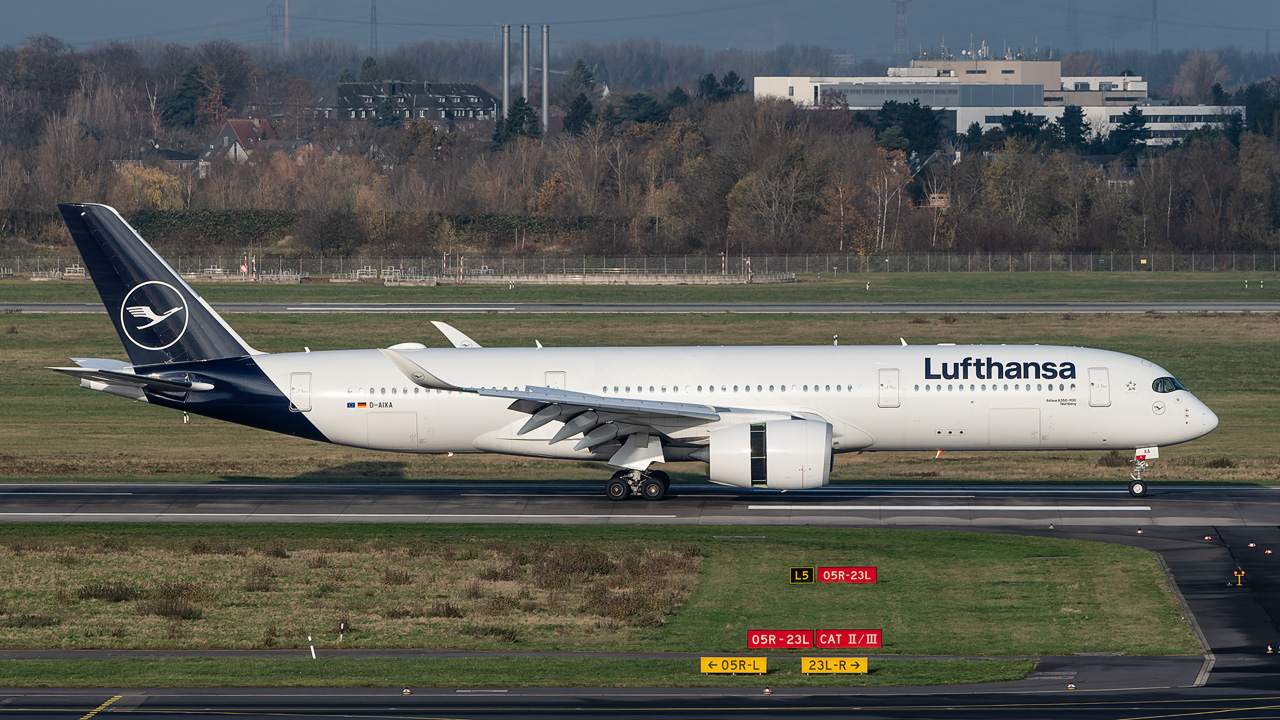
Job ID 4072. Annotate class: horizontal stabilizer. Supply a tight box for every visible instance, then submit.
[48,365,214,392]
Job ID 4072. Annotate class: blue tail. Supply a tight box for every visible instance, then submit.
[58,203,258,365]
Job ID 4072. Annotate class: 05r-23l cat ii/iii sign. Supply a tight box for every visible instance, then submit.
[50,204,1217,501]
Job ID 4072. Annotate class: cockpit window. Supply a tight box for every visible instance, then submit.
[1152,377,1187,393]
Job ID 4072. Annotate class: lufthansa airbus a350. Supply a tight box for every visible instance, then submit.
[51,203,1218,500]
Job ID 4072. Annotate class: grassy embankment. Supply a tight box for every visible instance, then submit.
[0,310,1272,483]
[0,524,1189,687]
[3,269,1280,304]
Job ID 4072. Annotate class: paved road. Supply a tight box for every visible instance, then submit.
[1,481,1276,526]
[2,482,1277,718]
[7,301,1280,314]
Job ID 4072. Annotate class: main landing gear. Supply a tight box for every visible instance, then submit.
[606,469,671,501]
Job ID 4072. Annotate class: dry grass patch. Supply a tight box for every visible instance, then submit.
[0,537,702,650]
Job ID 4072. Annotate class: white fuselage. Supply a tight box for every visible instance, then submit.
[251,344,1218,461]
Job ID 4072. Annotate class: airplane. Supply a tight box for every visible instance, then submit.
[50,203,1218,500]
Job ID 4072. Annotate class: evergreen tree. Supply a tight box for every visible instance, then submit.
[877,100,944,155]
[1109,105,1149,157]
[666,86,690,108]
[567,58,596,95]
[491,96,539,149]
[964,121,984,148]
[1055,105,1089,150]
[339,68,355,83]
[369,95,400,128]
[562,92,594,136]
[158,65,207,129]
[1000,110,1047,141]
[358,56,380,82]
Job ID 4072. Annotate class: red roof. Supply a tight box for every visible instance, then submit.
[226,119,277,149]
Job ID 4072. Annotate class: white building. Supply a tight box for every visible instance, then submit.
[755,60,1242,147]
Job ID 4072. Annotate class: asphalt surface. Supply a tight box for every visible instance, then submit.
[1,481,1277,527]
[1,482,1279,718]
[7,301,1280,314]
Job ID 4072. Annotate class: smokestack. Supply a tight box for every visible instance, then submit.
[501,25,510,117]
[541,25,550,134]
[521,24,530,100]
[285,0,291,52]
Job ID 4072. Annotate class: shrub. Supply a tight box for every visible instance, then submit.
[249,563,276,578]
[136,597,202,620]
[382,567,412,586]
[1097,450,1128,468]
[244,579,275,592]
[189,539,246,556]
[264,539,289,558]
[428,602,464,618]
[1205,457,1237,469]
[4,613,60,628]
[307,554,329,569]
[76,582,138,602]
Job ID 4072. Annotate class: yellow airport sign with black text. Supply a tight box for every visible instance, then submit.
[802,657,868,674]
[701,657,767,674]
[790,566,815,584]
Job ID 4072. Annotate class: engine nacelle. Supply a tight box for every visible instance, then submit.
[707,419,832,490]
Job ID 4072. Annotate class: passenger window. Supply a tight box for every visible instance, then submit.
[769,385,775,392]
[915,384,920,391]
[825,384,831,392]
[381,387,386,395]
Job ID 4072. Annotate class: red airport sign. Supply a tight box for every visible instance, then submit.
[818,566,877,583]
[816,630,882,648]
[748,630,815,649]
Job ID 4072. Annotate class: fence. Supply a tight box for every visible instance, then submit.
[3,252,1279,278]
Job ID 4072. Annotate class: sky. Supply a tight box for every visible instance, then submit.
[4,0,1278,59]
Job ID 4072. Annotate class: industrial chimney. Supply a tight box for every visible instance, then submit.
[541,25,550,134]
[521,24,530,100]
[501,25,510,117]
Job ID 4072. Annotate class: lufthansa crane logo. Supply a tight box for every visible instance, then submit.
[119,281,189,351]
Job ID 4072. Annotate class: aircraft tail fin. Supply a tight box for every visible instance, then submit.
[58,203,261,366]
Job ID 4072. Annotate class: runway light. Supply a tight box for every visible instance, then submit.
[1067,683,1076,690]
[1204,535,1213,541]
[403,688,411,695]
[1136,529,1144,534]
[763,688,772,695]
[1267,549,1273,555]
[1249,542,1257,548]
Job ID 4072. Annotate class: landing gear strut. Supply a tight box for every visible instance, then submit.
[606,469,670,501]
[1129,459,1149,498]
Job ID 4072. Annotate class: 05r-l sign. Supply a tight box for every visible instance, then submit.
[818,566,877,583]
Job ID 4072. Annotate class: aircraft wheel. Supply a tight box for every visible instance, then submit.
[606,478,631,501]
[640,478,667,501]
[649,470,671,492]
[1128,480,1147,498]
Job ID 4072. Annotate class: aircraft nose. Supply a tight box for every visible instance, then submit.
[1199,400,1219,435]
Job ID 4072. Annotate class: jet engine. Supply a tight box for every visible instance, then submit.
[706,419,832,489]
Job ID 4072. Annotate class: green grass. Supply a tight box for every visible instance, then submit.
[4,270,1280,304]
[0,657,1035,688]
[0,311,1271,482]
[0,524,1200,657]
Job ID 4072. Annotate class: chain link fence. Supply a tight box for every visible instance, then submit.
[4,251,1279,279]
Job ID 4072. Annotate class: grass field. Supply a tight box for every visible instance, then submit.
[3,270,1280,304]
[0,657,1036,688]
[0,310,1272,483]
[0,524,1196,661]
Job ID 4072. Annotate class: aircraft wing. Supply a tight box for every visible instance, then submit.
[380,348,721,467]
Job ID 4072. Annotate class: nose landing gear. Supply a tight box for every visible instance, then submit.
[1128,448,1156,497]
[606,469,671,501]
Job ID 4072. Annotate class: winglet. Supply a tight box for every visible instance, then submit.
[430,321,482,349]
[379,348,463,391]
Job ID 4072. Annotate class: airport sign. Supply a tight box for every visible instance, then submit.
[818,566,877,583]
[748,630,814,648]
[701,657,767,674]
[802,657,869,674]
[790,566,815,583]
[816,630,882,648]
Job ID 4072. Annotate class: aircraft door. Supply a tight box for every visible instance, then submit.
[1088,367,1110,407]
[544,371,566,389]
[288,372,312,412]
[878,369,900,408]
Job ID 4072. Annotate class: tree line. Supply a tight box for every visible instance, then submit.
[1,35,1280,257]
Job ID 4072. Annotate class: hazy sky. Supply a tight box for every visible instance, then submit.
[5,0,1278,58]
